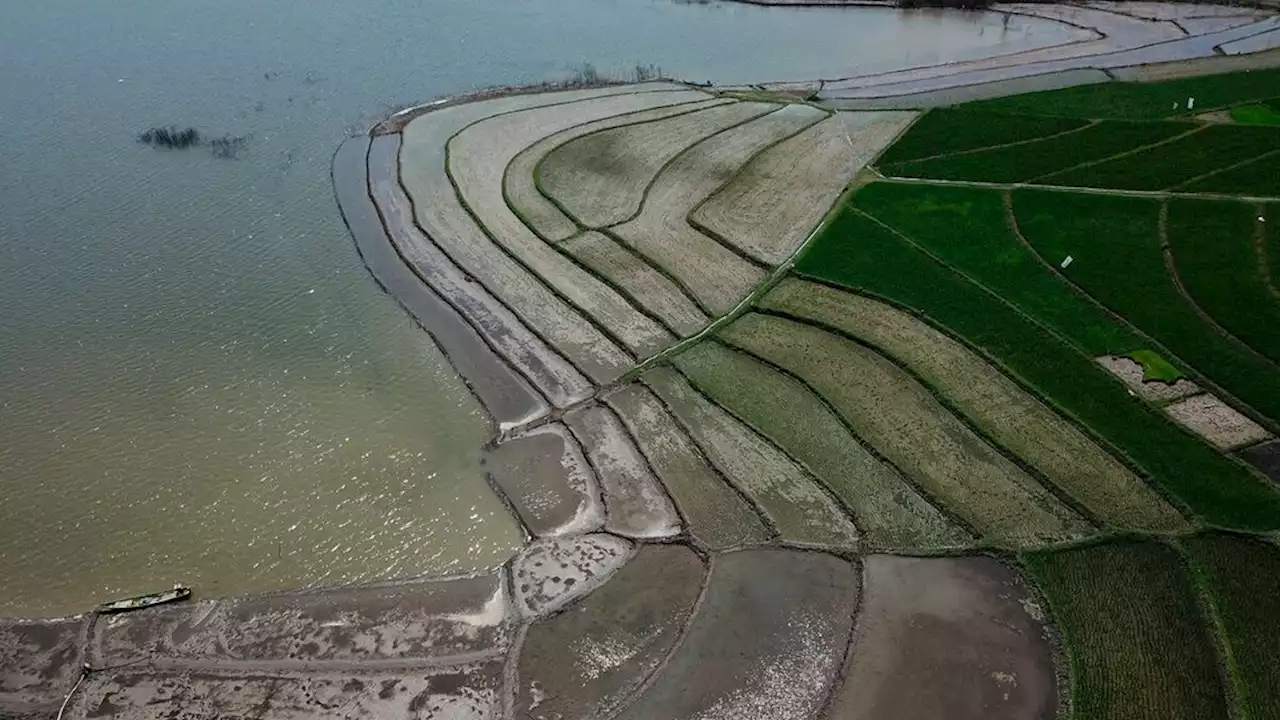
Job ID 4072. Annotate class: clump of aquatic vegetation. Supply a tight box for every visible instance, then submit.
[897,0,993,8]
[565,62,668,87]
[137,126,249,159]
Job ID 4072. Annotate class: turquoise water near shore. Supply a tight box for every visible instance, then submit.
[0,0,1086,616]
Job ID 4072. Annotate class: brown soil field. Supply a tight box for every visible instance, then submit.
[691,111,915,264]
[604,384,771,550]
[643,367,859,550]
[399,87,645,384]
[539,101,775,228]
[562,231,708,337]
[613,104,828,314]
[673,340,971,550]
[447,92,702,359]
[763,279,1187,532]
[722,314,1091,547]
[504,98,729,243]
[827,555,1056,720]
[367,135,595,408]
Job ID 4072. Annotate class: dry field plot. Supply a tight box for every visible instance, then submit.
[673,341,970,550]
[691,111,915,265]
[605,383,770,550]
[722,314,1091,547]
[614,103,828,314]
[762,279,1187,532]
[367,135,595,409]
[505,98,729,243]
[447,92,704,359]
[561,231,708,337]
[400,88,643,384]
[539,101,775,228]
[643,366,860,550]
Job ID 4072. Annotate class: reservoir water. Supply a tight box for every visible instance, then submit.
[0,0,1088,616]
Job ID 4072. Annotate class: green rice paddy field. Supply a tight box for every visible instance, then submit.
[780,67,1280,720]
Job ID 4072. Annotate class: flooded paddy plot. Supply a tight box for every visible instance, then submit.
[828,555,1056,720]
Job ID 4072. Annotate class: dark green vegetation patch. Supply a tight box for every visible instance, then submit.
[1166,198,1280,365]
[796,189,1280,529]
[874,108,1086,164]
[960,68,1280,120]
[1181,532,1280,720]
[1042,124,1280,191]
[1013,190,1280,424]
[880,120,1191,184]
[1228,103,1280,126]
[1023,540,1230,720]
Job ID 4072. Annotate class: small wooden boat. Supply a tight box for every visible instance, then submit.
[97,585,192,614]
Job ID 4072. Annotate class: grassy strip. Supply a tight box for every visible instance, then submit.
[1180,531,1280,720]
[1180,150,1280,197]
[1126,348,1183,383]
[1229,103,1280,125]
[641,366,860,549]
[1013,190,1280,424]
[853,183,1144,356]
[718,312,1089,547]
[1022,540,1232,720]
[882,120,1191,184]
[874,108,1087,164]
[1166,198,1280,365]
[672,337,970,549]
[961,68,1280,120]
[1269,204,1280,291]
[795,198,1280,529]
[1042,124,1280,191]
[760,278,1187,533]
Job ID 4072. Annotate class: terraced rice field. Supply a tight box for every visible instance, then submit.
[690,111,915,264]
[760,278,1187,532]
[672,340,969,549]
[721,313,1090,547]
[1180,532,1280,720]
[538,101,774,228]
[1013,190,1280,424]
[797,198,1280,528]
[313,68,1280,720]
[1023,540,1230,720]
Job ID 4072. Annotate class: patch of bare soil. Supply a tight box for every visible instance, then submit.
[1165,394,1273,450]
[1095,355,1202,403]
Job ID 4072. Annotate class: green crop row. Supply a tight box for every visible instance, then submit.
[1179,151,1280,197]
[874,108,1086,164]
[880,120,1190,184]
[1043,124,1280,191]
[1166,198,1280,365]
[1013,190,1280,423]
[960,68,1280,120]
[852,183,1143,356]
[1180,532,1280,720]
[1023,539,1230,720]
[795,189,1280,529]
